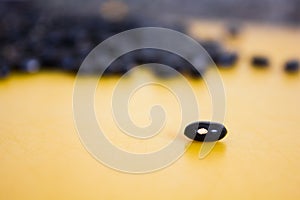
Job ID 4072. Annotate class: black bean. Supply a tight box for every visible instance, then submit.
[226,23,241,37]
[0,63,10,79]
[217,52,238,67]
[39,47,61,67]
[200,40,223,62]
[284,60,299,73]
[1,2,237,79]
[251,56,269,67]
[60,56,80,72]
[184,121,227,142]
[19,58,40,73]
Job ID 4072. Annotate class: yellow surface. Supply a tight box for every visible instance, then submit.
[1,22,300,199]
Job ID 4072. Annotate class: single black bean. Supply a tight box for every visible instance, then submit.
[251,56,269,67]
[226,23,241,37]
[19,58,40,73]
[284,60,299,73]
[184,121,227,142]
[0,64,10,79]
[217,52,238,67]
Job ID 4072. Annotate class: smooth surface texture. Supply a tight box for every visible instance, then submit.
[1,22,300,199]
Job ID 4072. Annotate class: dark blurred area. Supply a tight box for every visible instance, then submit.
[143,0,300,25]
[34,0,300,25]
[0,0,299,78]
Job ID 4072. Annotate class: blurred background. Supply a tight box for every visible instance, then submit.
[34,0,300,24]
[0,0,299,77]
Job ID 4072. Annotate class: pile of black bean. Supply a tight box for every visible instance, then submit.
[0,2,298,79]
[0,2,242,79]
[0,2,139,77]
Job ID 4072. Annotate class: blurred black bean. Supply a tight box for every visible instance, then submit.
[19,58,41,73]
[200,40,223,62]
[39,47,61,67]
[226,23,241,37]
[0,63,10,79]
[284,60,299,73]
[251,56,269,67]
[217,52,238,67]
[60,56,80,72]
[0,2,230,79]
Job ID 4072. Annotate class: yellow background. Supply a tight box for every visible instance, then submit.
[0,22,300,199]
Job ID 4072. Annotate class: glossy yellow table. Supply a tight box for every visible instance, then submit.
[0,22,300,199]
